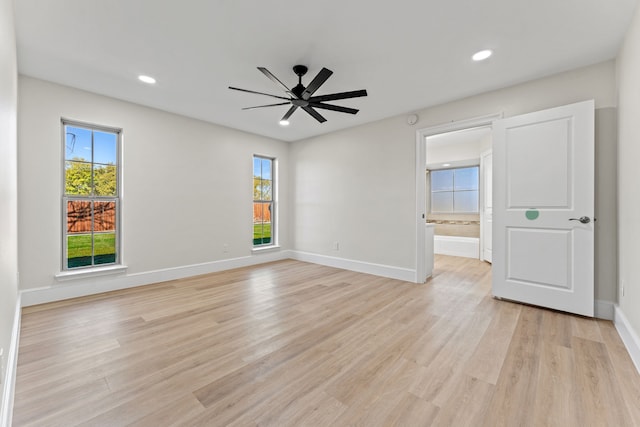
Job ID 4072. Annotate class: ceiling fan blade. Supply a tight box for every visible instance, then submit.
[302,106,327,123]
[242,102,291,110]
[229,86,289,101]
[302,67,333,100]
[281,105,298,121]
[309,89,368,103]
[308,102,359,114]
[257,67,298,98]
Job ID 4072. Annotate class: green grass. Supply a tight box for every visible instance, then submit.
[68,233,115,258]
[67,233,116,268]
[253,222,272,245]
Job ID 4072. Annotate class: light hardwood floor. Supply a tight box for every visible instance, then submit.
[13,256,640,426]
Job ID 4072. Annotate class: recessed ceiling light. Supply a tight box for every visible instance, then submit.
[138,75,156,84]
[279,120,290,126]
[472,50,492,61]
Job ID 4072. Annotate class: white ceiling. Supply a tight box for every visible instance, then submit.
[14,0,638,142]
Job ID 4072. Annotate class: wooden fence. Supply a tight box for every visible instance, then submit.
[253,202,272,223]
[67,200,115,233]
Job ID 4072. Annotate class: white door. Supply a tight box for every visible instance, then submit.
[481,150,493,263]
[492,100,594,317]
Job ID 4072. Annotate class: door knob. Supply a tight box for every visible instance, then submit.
[569,216,591,224]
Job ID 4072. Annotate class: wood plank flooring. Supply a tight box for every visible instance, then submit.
[13,255,640,426]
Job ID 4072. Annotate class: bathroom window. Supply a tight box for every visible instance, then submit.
[430,166,479,213]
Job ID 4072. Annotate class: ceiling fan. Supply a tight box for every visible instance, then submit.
[229,65,368,124]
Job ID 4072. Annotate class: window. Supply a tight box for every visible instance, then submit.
[253,155,274,247]
[430,166,479,213]
[63,120,120,269]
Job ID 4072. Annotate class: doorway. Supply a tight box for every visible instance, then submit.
[415,114,501,283]
[426,126,492,261]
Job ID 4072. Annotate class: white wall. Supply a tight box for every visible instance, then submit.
[291,60,618,302]
[426,128,491,167]
[617,4,640,341]
[0,0,18,422]
[18,77,290,291]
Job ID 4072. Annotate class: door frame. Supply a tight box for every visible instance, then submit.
[480,148,493,263]
[414,113,502,283]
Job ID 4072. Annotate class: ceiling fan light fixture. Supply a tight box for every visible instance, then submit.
[279,119,290,126]
[138,75,156,84]
[472,49,493,61]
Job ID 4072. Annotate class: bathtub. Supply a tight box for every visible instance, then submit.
[434,235,479,259]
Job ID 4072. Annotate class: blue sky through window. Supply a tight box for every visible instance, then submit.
[253,157,272,180]
[65,125,117,164]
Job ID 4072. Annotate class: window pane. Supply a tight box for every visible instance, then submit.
[253,222,263,245]
[253,202,266,224]
[93,131,117,164]
[454,190,479,212]
[94,232,116,265]
[67,200,92,233]
[94,201,116,232]
[261,179,272,200]
[432,192,453,213]
[93,164,117,196]
[431,169,453,191]
[253,177,261,200]
[65,161,92,195]
[253,202,265,245]
[253,203,272,245]
[261,158,272,180]
[67,234,92,268]
[262,218,272,244]
[253,157,261,178]
[454,167,479,191]
[65,126,92,162]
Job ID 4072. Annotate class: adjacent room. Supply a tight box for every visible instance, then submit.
[2,0,640,425]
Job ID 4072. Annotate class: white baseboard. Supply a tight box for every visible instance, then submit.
[614,305,640,375]
[290,251,416,282]
[595,299,614,320]
[1,293,21,427]
[21,250,293,307]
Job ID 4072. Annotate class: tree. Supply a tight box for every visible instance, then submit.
[94,164,117,196]
[253,176,272,200]
[65,158,116,196]
[65,160,91,195]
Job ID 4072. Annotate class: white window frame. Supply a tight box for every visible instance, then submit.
[253,154,277,249]
[61,119,122,271]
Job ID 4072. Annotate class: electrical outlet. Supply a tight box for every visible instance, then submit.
[622,279,626,297]
[223,243,229,253]
[332,241,339,251]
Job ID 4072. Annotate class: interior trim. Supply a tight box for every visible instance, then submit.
[614,305,640,374]
[21,251,292,307]
[0,293,21,427]
[290,250,415,282]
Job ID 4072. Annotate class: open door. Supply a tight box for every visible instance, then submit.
[492,100,595,317]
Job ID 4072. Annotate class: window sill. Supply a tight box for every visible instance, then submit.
[55,265,128,282]
[252,245,281,254]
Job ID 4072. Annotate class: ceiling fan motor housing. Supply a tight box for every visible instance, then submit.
[292,65,308,77]
[292,65,308,98]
